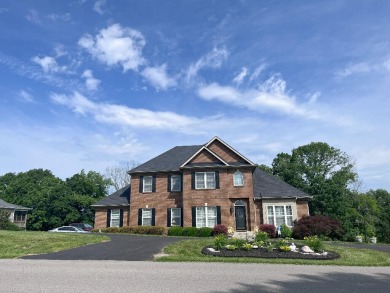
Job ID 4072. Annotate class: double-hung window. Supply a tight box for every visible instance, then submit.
[195,206,217,228]
[110,209,120,227]
[170,208,181,226]
[143,176,153,193]
[142,208,152,226]
[195,172,215,189]
[267,205,293,227]
[171,175,181,191]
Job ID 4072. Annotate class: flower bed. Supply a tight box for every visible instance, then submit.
[202,244,340,260]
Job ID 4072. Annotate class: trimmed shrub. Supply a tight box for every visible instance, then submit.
[280,224,292,238]
[198,227,213,237]
[292,215,343,240]
[182,227,198,237]
[213,224,228,236]
[304,236,324,252]
[167,226,183,236]
[259,224,276,238]
[93,226,165,235]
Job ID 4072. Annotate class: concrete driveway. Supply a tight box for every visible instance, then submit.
[21,234,184,261]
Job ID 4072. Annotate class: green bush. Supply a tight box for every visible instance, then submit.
[93,226,165,235]
[0,210,21,231]
[274,239,288,249]
[254,231,268,242]
[214,235,227,250]
[198,227,213,237]
[168,226,183,236]
[304,235,324,252]
[280,224,292,238]
[182,227,198,237]
[230,237,246,248]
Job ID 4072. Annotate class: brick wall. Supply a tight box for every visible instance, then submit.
[208,140,244,163]
[296,200,310,219]
[94,207,130,228]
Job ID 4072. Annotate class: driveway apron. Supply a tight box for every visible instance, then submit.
[21,234,183,261]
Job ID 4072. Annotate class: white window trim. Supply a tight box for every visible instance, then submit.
[233,170,244,186]
[170,208,182,227]
[171,175,181,192]
[263,201,297,228]
[195,172,216,189]
[143,176,153,193]
[110,209,120,227]
[196,206,217,228]
[142,208,152,226]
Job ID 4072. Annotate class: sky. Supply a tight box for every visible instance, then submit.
[0,0,389,192]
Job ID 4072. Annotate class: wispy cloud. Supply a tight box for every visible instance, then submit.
[233,67,248,86]
[82,70,101,91]
[198,74,318,118]
[93,0,107,15]
[141,64,177,90]
[185,47,228,84]
[31,56,70,74]
[26,9,41,24]
[18,90,35,103]
[47,13,71,22]
[335,62,372,78]
[78,23,146,72]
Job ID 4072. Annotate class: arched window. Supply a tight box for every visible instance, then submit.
[233,170,244,186]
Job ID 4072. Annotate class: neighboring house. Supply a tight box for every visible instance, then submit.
[92,137,311,231]
[0,198,32,229]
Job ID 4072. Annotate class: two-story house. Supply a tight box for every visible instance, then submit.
[92,137,311,231]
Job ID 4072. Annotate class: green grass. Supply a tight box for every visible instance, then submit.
[157,239,390,266]
[0,230,109,259]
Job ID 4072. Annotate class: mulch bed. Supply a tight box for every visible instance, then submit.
[202,245,340,260]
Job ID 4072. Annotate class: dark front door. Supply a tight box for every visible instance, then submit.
[235,206,247,230]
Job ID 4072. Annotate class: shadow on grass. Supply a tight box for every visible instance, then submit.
[211,272,390,293]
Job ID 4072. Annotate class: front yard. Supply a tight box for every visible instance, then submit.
[156,238,390,266]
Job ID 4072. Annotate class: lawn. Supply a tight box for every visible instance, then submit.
[0,230,109,259]
[156,238,390,266]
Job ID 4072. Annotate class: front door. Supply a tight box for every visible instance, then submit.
[235,206,247,230]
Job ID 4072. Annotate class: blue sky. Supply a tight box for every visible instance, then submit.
[0,0,389,191]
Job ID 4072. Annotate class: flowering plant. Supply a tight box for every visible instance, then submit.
[228,226,234,234]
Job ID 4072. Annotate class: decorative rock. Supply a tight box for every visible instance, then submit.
[252,245,259,249]
[301,245,314,253]
[208,248,220,253]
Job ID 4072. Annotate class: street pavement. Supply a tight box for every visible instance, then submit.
[1,260,389,292]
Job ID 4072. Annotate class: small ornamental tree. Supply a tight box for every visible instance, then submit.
[259,224,276,238]
[292,215,343,240]
[213,224,228,236]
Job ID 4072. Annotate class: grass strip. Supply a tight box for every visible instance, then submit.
[0,230,109,259]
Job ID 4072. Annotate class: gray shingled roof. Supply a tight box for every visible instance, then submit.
[0,198,32,210]
[91,185,131,207]
[129,145,203,173]
[253,168,310,199]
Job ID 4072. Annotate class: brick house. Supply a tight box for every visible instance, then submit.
[92,137,311,231]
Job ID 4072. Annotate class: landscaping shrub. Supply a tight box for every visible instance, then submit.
[198,227,213,237]
[182,227,198,237]
[254,231,268,242]
[213,224,228,236]
[304,236,324,252]
[214,235,227,250]
[259,224,276,238]
[292,215,343,240]
[93,226,165,235]
[280,224,292,238]
[230,237,246,248]
[0,210,21,231]
[167,226,183,236]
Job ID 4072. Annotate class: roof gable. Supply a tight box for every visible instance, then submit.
[206,137,254,165]
[181,146,228,167]
[91,185,131,207]
[0,198,32,210]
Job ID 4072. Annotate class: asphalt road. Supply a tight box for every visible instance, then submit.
[1,260,389,293]
[22,234,183,261]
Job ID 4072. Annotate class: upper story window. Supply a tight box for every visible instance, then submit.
[143,176,153,193]
[195,172,215,189]
[233,170,244,186]
[171,175,181,192]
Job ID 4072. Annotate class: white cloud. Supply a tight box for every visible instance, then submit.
[18,90,35,103]
[185,47,228,83]
[47,13,70,22]
[93,0,107,15]
[78,23,146,72]
[26,9,41,24]
[82,69,101,91]
[249,64,267,83]
[335,62,372,78]
[198,74,318,118]
[141,64,177,90]
[383,57,390,72]
[233,67,248,86]
[31,56,68,73]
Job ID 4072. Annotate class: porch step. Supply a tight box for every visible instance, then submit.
[232,231,254,240]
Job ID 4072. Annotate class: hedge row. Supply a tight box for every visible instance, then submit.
[168,226,213,237]
[92,226,166,235]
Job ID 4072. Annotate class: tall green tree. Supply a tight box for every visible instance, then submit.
[366,189,390,243]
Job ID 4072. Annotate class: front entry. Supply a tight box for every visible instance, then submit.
[235,205,247,230]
